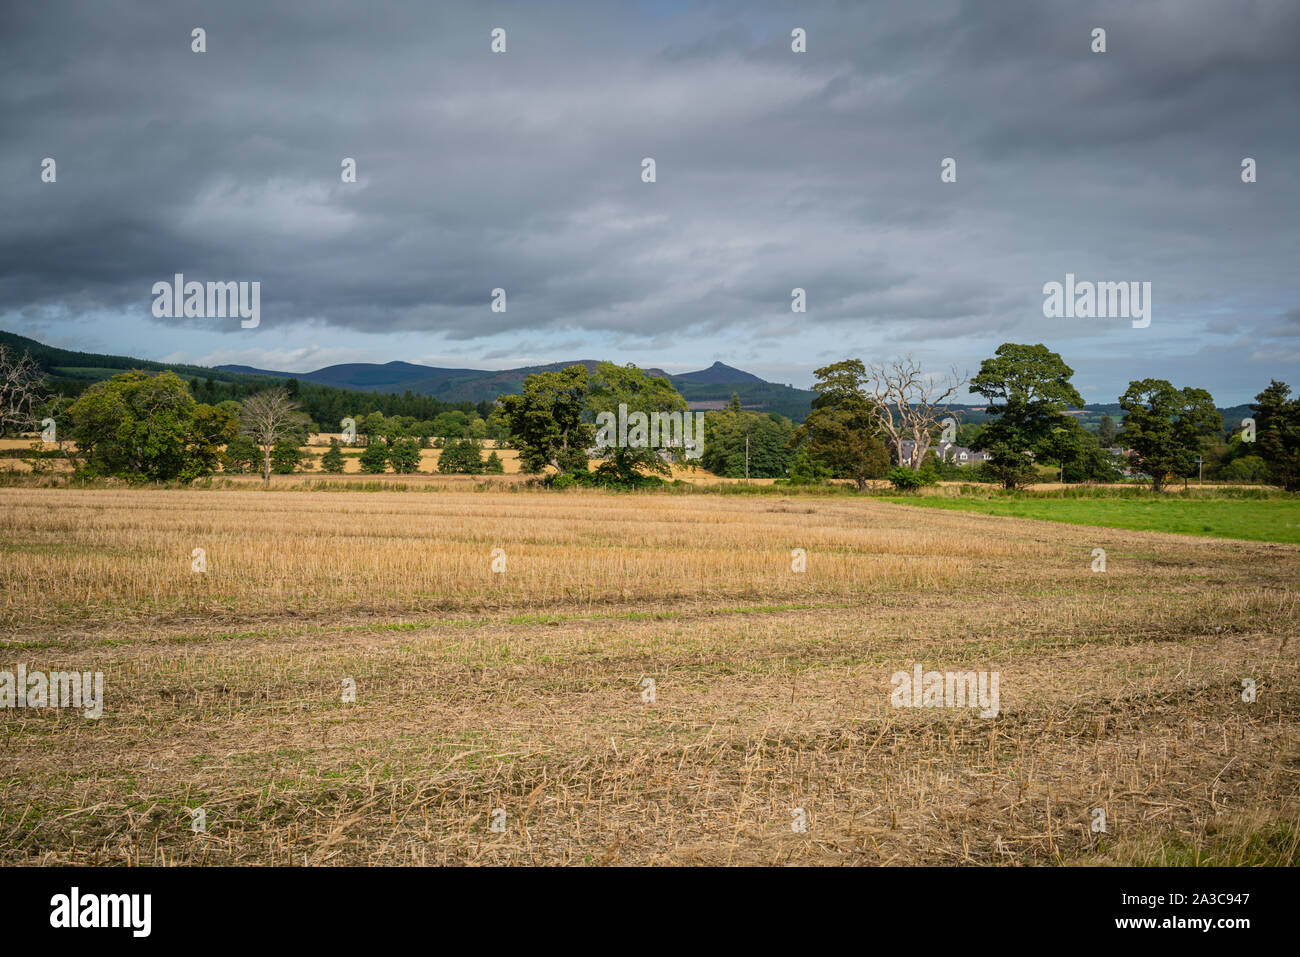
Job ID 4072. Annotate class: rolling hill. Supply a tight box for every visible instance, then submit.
[0,330,819,421]
[212,355,817,419]
[0,330,1257,429]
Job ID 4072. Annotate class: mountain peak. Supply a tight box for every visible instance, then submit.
[672,361,764,385]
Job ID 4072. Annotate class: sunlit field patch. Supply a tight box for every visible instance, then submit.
[879,493,1300,544]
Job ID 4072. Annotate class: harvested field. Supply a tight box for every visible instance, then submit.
[1,487,1297,865]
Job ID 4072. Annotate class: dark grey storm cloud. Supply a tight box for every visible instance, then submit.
[1,0,1297,401]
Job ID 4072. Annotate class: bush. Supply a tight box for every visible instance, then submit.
[1218,455,1269,483]
[483,451,505,474]
[887,465,938,492]
[21,442,61,474]
[925,455,969,481]
[785,449,833,486]
[545,465,667,490]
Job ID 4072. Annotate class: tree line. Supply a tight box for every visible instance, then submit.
[786,344,1297,492]
[494,344,1299,492]
[3,341,1297,492]
[0,348,507,483]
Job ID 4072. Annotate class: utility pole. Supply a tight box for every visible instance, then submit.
[1196,455,1203,484]
[745,434,750,484]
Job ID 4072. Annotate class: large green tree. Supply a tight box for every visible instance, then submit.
[1118,379,1222,491]
[358,411,391,446]
[969,344,1084,489]
[387,437,422,473]
[67,371,236,481]
[437,438,484,474]
[358,440,389,473]
[270,439,307,474]
[789,359,890,490]
[431,410,469,439]
[701,407,795,479]
[1250,380,1300,491]
[588,362,691,482]
[188,402,241,477]
[221,436,261,473]
[497,365,593,475]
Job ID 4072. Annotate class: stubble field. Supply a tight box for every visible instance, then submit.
[1,485,1297,865]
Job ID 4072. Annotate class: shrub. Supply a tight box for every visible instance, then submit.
[1218,455,1269,483]
[785,449,833,486]
[887,466,938,492]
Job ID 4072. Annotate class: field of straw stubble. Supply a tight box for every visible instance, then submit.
[1,485,1297,865]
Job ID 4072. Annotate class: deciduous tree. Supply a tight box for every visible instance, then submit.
[0,345,48,435]
[970,344,1084,489]
[864,356,966,469]
[68,371,230,482]
[701,408,795,479]
[497,365,592,475]
[588,362,690,482]
[1118,379,1222,491]
[388,437,422,473]
[790,360,890,490]
[240,388,310,486]
[437,438,484,474]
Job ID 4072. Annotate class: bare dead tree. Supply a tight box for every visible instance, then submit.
[0,345,48,436]
[240,388,310,486]
[864,356,968,469]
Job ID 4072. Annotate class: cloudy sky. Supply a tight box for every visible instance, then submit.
[2,0,1297,404]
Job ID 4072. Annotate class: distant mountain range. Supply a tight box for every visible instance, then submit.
[213,357,807,416]
[218,358,665,398]
[217,357,764,392]
[0,331,817,420]
[1,330,1254,427]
